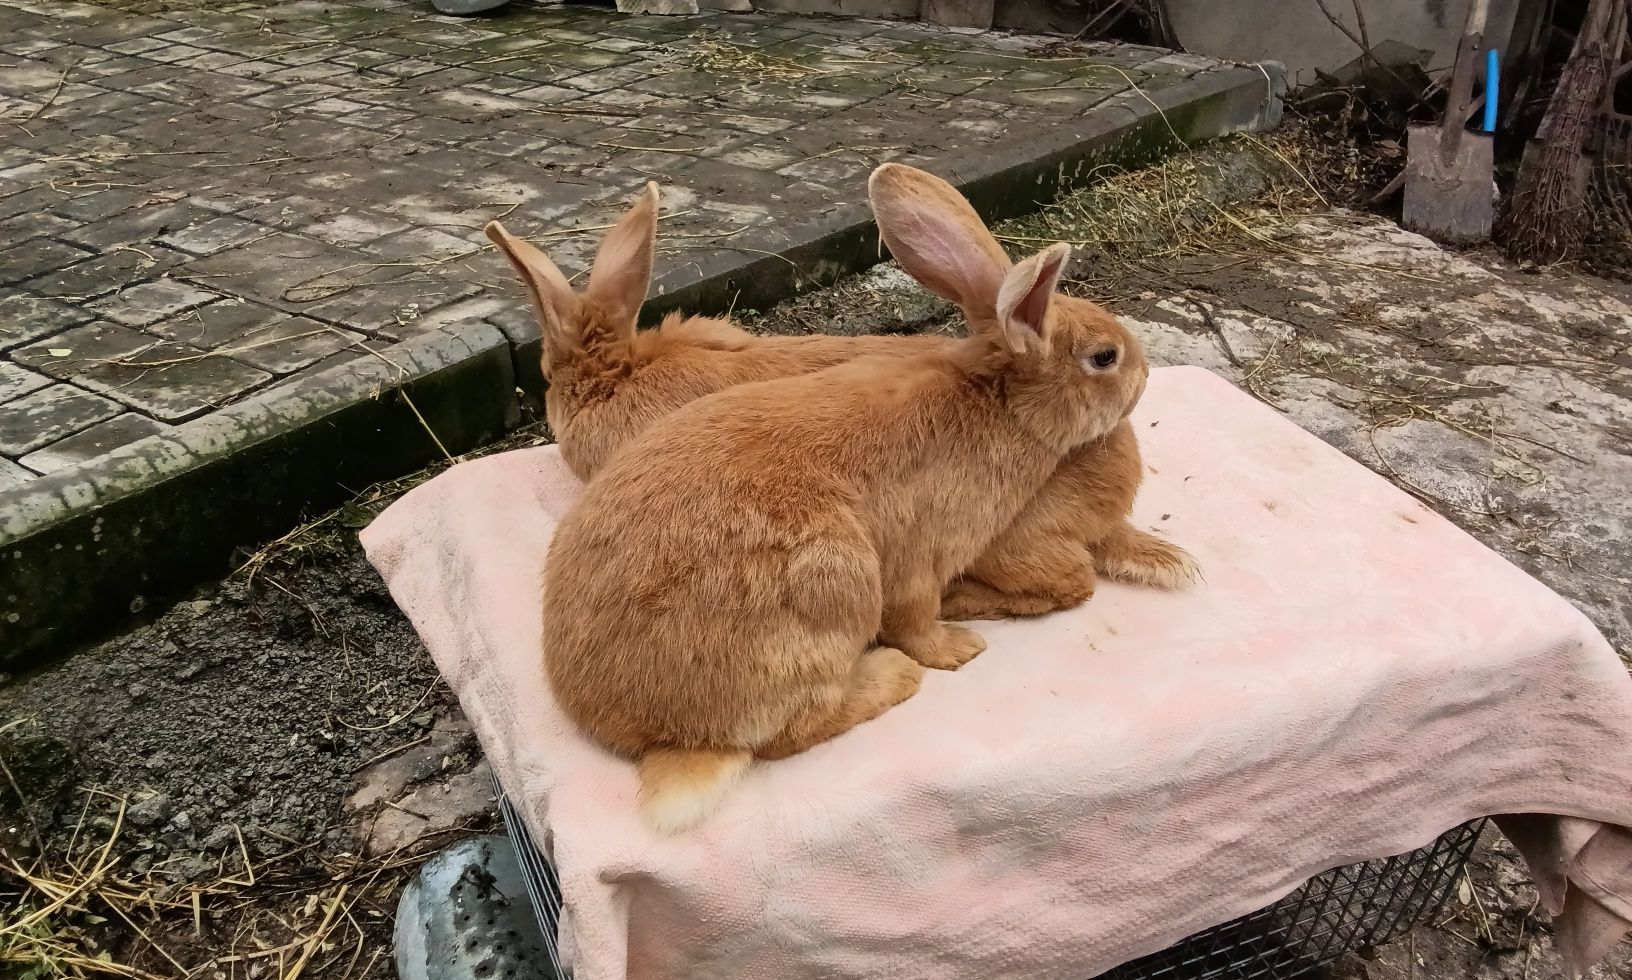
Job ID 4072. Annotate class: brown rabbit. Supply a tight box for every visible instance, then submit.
[540,162,1152,832]
[488,184,1197,619]
[484,186,944,481]
[870,173,1201,617]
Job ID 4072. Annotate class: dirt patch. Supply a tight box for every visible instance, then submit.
[738,264,961,339]
[0,496,493,976]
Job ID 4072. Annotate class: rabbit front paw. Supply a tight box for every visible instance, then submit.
[902,623,986,670]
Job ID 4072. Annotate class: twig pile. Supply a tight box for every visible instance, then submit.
[670,34,826,81]
[0,785,456,979]
[1502,0,1627,261]
[998,125,1348,292]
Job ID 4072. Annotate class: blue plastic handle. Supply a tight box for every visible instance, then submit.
[1484,48,1499,132]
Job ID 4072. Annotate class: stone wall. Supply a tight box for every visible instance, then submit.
[1165,0,1523,88]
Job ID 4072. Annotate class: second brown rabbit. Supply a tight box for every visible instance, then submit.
[485,190,943,481]
[488,178,1196,621]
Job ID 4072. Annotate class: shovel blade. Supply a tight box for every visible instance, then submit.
[1402,124,1496,244]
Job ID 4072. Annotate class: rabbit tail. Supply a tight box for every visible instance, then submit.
[637,746,753,834]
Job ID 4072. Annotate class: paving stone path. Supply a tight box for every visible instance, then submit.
[0,0,1231,490]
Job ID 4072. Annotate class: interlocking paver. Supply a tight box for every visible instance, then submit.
[20,246,188,301]
[0,457,30,491]
[48,186,165,224]
[0,383,121,455]
[306,275,482,340]
[0,211,78,242]
[0,0,1251,499]
[86,279,222,326]
[4,238,95,285]
[62,200,219,250]
[300,211,412,249]
[156,215,271,256]
[180,231,376,308]
[0,361,50,404]
[13,322,272,422]
[0,188,69,225]
[237,196,349,232]
[0,293,93,350]
[19,411,168,474]
[386,294,512,341]
[149,300,363,374]
[360,226,481,262]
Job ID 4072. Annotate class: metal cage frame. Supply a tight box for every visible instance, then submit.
[497,788,1483,980]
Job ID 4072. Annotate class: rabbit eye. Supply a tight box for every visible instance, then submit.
[1085,347,1118,370]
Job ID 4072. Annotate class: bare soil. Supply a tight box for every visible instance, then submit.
[0,535,478,977]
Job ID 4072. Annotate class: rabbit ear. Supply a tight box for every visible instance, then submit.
[587,181,659,326]
[867,163,1010,318]
[994,242,1070,355]
[485,219,580,353]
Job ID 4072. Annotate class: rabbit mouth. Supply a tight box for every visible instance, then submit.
[1120,371,1150,419]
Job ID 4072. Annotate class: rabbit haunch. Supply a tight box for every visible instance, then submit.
[539,163,1155,833]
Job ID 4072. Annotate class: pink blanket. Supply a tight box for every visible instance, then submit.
[361,366,1632,979]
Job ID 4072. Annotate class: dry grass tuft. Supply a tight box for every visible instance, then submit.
[0,786,475,979]
[669,33,827,81]
[997,125,1354,296]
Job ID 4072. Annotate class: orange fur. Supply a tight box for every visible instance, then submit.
[539,164,1161,831]
[489,204,945,480]
[865,168,1197,616]
[488,186,1198,621]
[547,312,944,481]
[637,747,752,834]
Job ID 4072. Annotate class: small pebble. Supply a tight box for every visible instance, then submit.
[128,792,174,828]
[201,825,238,851]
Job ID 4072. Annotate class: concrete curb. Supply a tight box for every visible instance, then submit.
[0,325,517,667]
[0,62,1284,670]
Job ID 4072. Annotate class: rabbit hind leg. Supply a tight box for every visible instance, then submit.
[755,646,925,761]
[940,537,1097,621]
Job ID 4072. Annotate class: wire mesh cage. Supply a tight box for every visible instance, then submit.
[497,787,1483,980]
[1101,820,1485,979]
[498,789,572,980]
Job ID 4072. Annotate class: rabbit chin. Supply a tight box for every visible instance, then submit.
[1078,398,1131,448]
[1119,371,1150,420]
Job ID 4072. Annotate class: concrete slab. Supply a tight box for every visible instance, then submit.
[1116,215,1632,662]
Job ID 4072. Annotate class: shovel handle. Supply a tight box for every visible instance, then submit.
[1444,31,1483,135]
[1483,48,1499,132]
[1443,0,1495,137]
[1466,0,1491,35]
